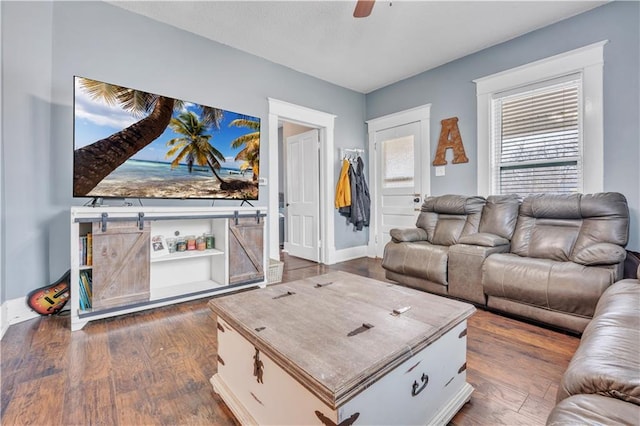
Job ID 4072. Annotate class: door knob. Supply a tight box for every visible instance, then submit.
[413,197,420,203]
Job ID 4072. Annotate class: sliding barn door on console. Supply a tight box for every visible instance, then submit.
[91,221,150,310]
[228,217,264,285]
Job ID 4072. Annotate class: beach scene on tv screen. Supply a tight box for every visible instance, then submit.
[73,77,260,200]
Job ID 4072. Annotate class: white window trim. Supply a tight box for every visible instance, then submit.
[474,40,606,196]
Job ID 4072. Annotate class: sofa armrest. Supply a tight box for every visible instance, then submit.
[389,227,428,243]
[571,243,627,266]
[458,232,510,248]
[448,243,510,305]
[547,394,640,426]
[557,281,640,405]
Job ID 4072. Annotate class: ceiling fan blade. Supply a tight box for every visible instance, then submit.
[353,0,375,18]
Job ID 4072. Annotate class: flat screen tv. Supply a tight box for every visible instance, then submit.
[73,76,260,200]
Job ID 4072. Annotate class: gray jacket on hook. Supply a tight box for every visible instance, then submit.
[350,156,370,231]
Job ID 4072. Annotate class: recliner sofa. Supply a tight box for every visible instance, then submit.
[381,194,486,297]
[546,264,640,425]
[382,192,630,334]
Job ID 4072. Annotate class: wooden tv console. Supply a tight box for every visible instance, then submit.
[69,205,266,331]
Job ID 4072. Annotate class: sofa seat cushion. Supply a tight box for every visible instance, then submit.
[483,253,615,318]
[556,280,640,404]
[546,394,640,426]
[382,241,449,285]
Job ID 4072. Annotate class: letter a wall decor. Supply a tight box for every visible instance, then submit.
[433,117,469,166]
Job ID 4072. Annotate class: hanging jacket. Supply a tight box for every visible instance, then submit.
[343,162,357,219]
[335,158,351,209]
[357,156,371,227]
[350,156,370,230]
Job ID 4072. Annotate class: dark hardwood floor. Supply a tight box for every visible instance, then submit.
[0,255,579,425]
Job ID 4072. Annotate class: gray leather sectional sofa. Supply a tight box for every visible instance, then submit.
[546,265,640,425]
[382,192,630,334]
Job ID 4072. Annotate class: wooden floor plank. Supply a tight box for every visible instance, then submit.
[2,374,66,425]
[0,255,579,425]
[518,393,558,424]
[62,377,117,426]
[465,370,529,414]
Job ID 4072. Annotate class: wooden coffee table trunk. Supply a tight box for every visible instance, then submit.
[208,271,475,425]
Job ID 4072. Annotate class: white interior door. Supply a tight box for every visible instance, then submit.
[284,129,320,261]
[375,121,423,257]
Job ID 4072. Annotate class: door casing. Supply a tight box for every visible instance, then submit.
[366,104,432,258]
[268,98,336,264]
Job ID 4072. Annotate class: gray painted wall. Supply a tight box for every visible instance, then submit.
[2,1,637,303]
[2,1,54,303]
[366,1,640,251]
[1,1,366,300]
[0,4,3,305]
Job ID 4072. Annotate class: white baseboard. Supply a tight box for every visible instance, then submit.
[327,245,368,265]
[0,297,39,340]
[0,302,7,340]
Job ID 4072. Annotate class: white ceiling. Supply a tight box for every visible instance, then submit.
[109,1,606,94]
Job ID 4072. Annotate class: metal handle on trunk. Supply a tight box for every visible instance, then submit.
[411,373,429,396]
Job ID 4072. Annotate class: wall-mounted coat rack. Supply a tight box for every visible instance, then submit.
[341,148,365,160]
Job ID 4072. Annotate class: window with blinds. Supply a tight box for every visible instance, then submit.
[491,76,582,195]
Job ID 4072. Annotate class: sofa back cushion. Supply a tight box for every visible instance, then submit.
[511,192,629,263]
[573,192,630,255]
[478,194,521,240]
[415,195,485,246]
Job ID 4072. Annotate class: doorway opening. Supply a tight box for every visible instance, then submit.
[279,122,318,261]
[267,98,337,266]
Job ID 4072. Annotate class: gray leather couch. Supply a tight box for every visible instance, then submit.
[546,265,640,425]
[483,192,629,333]
[381,195,486,297]
[382,192,630,334]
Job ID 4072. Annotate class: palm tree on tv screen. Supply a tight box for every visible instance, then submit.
[73,77,223,196]
[229,117,260,182]
[165,111,227,183]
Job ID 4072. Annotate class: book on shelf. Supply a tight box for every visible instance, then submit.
[79,236,86,266]
[79,234,93,266]
[78,278,87,310]
[86,233,93,266]
[78,275,86,310]
[80,270,92,299]
[79,270,92,309]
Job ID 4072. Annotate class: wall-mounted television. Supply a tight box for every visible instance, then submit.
[73,76,260,200]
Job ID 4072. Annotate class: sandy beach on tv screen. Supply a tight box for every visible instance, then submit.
[87,176,257,199]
